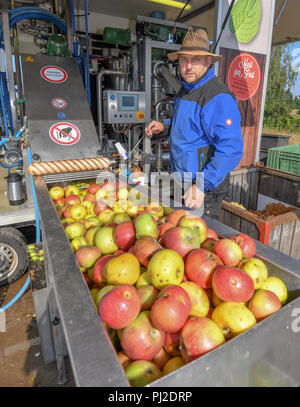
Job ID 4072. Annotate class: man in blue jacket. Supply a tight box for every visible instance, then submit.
[146,28,244,220]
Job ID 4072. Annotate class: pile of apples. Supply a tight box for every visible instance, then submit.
[49,180,288,387]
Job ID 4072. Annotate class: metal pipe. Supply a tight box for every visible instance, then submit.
[96,69,128,151]
[11,0,24,126]
[155,63,181,94]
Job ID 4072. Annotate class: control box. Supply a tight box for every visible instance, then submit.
[103,90,146,124]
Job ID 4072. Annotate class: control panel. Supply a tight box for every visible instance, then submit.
[103,90,146,124]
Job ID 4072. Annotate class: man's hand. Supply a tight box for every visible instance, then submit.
[182,184,205,210]
[145,121,164,137]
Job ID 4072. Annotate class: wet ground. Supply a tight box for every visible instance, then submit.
[0,273,75,387]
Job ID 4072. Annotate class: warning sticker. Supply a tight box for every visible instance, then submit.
[51,98,67,109]
[41,66,68,83]
[49,122,81,145]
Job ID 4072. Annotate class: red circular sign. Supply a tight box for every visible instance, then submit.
[227,53,261,101]
[41,66,68,83]
[51,98,67,109]
[49,122,80,145]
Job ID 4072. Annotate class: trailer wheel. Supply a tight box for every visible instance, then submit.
[0,227,28,287]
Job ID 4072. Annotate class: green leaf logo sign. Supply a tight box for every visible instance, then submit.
[229,0,262,44]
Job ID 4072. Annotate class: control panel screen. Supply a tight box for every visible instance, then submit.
[120,94,137,111]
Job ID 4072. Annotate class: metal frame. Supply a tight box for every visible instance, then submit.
[32,171,300,387]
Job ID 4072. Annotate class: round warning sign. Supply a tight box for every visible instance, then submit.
[49,122,80,146]
[51,98,67,109]
[41,66,68,83]
[227,53,261,101]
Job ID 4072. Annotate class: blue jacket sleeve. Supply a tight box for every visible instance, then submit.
[200,93,244,193]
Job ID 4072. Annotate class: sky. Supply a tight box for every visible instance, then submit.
[288,41,300,97]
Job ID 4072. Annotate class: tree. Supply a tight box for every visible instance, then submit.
[263,44,298,128]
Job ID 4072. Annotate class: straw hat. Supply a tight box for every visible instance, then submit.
[168,27,221,62]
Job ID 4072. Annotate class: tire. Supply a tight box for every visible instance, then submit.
[0,227,28,287]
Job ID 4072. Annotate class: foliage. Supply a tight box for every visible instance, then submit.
[263,44,299,132]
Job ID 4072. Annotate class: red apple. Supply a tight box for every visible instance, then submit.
[63,207,72,219]
[212,265,255,303]
[201,238,218,252]
[168,209,190,226]
[214,238,243,267]
[158,223,175,246]
[150,285,192,333]
[113,248,126,256]
[88,184,101,194]
[207,228,218,239]
[121,310,165,360]
[152,348,170,370]
[114,221,136,250]
[99,284,140,329]
[248,289,281,321]
[75,246,101,269]
[180,317,225,363]
[163,226,201,259]
[83,193,96,204]
[53,196,66,207]
[55,206,63,219]
[92,255,115,287]
[134,236,162,267]
[65,194,81,206]
[185,249,223,289]
[128,245,135,255]
[164,332,181,357]
[93,201,111,216]
[230,233,256,258]
[82,271,93,288]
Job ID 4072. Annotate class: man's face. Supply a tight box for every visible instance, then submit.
[179,55,212,83]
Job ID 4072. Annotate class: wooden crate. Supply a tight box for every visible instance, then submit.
[221,166,300,260]
[220,201,300,260]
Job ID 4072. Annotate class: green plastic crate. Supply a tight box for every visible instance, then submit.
[266,144,300,175]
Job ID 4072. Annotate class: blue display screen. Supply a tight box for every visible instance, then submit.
[119,94,137,111]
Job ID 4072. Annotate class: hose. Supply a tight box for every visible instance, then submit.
[0,7,67,42]
[0,147,40,312]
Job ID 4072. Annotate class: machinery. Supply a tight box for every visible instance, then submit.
[0,0,299,388]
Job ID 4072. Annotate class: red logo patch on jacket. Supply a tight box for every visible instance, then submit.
[226,119,232,126]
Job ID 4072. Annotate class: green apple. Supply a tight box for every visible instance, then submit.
[70,236,87,253]
[65,185,80,197]
[70,204,87,221]
[135,213,158,239]
[49,186,64,200]
[84,216,102,230]
[94,226,118,255]
[113,213,131,224]
[65,222,85,240]
[84,226,101,246]
[179,216,208,243]
[98,208,115,225]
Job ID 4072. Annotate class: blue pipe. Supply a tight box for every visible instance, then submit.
[0,275,30,311]
[0,77,10,139]
[0,147,40,313]
[0,7,67,41]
